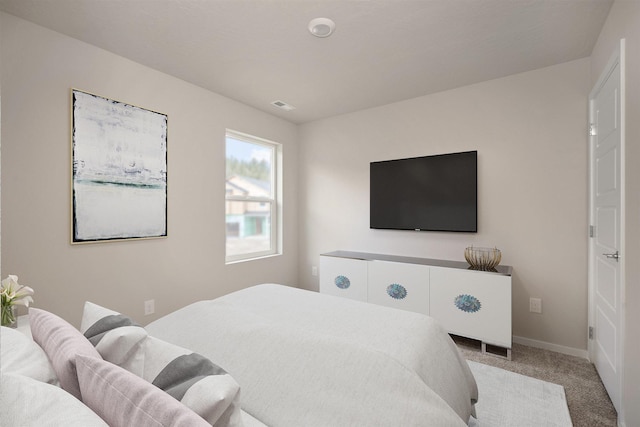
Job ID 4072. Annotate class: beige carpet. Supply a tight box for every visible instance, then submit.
[455,337,618,427]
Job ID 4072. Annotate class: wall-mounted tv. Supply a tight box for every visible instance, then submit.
[370,150,477,233]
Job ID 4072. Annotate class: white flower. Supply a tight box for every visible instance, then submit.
[0,275,34,308]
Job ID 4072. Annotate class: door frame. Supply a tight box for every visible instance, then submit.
[588,38,625,415]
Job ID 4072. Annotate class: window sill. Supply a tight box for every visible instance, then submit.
[225,252,282,265]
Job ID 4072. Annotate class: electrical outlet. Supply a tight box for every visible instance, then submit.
[144,299,155,315]
[311,266,318,277]
[529,297,542,314]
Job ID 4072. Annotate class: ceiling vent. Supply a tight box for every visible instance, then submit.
[270,100,296,111]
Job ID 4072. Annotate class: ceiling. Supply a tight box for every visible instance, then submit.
[0,0,613,124]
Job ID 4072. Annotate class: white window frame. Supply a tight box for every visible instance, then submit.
[225,129,281,263]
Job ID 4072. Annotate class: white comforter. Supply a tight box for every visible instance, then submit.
[146,284,478,427]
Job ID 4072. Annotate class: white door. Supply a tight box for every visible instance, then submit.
[588,40,624,414]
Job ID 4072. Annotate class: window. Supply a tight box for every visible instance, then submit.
[225,130,280,263]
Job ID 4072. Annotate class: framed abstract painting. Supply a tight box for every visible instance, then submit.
[71,89,168,243]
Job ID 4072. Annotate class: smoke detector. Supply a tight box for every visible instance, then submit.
[308,18,335,38]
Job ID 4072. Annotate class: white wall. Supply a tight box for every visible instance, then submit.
[0,12,299,327]
[590,2,640,425]
[299,58,591,351]
[0,13,2,285]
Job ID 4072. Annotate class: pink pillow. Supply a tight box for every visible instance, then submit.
[75,355,210,427]
[29,308,102,399]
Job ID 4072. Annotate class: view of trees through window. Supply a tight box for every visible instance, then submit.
[226,156,270,182]
[225,133,277,262]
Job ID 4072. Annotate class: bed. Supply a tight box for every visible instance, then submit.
[1,284,478,426]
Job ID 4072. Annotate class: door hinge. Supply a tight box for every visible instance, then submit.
[589,326,594,340]
[589,225,596,238]
[589,123,597,136]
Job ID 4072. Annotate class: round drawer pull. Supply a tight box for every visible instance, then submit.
[454,294,481,313]
[335,275,351,289]
[386,283,407,300]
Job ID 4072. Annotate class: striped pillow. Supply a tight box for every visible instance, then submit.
[81,302,147,374]
[81,302,243,427]
[142,336,243,427]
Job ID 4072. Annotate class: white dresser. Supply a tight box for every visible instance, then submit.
[320,251,512,357]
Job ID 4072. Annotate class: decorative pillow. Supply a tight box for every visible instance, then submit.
[29,308,102,399]
[81,302,244,427]
[75,355,210,427]
[1,373,108,427]
[81,301,147,373]
[1,325,58,384]
[142,336,244,427]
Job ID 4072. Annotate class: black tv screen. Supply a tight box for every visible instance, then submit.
[370,150,477,232]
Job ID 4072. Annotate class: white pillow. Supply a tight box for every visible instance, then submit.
[81,302,244,427]
[1,326,58,385]
[0,373,108,427]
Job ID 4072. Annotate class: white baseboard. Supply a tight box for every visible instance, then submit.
[512,335,589,360]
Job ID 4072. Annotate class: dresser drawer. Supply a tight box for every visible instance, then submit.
[367,261,429,315]
[430,267,511,348]
[319,256,368,302]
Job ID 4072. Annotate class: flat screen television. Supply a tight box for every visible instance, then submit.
[370,150,477,232]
